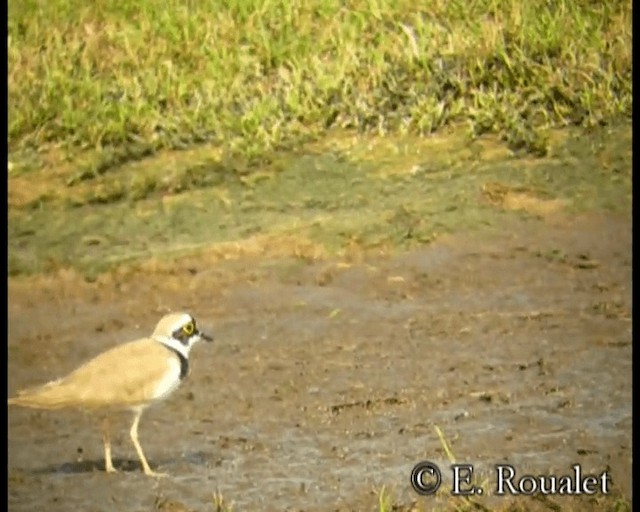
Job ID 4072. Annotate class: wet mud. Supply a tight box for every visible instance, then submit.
[8,213,631,511]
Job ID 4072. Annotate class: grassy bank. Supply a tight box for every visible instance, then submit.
[8,0,632,277]
[9,0,631,170]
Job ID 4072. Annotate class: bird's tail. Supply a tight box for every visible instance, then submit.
[8,380,73,410]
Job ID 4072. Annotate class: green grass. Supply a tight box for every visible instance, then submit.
[7,0,632,277]
[9,0,631,170]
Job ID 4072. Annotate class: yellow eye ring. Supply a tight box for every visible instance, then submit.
[182,322,195,335]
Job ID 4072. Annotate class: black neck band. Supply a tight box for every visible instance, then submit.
[162,345,189,380]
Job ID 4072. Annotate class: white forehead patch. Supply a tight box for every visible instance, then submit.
[167,313,193,333]
[153,312,195,338]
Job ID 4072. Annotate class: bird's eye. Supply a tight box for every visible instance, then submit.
[182,322,195,335]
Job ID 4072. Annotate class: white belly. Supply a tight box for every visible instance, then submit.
[153,357,182,400]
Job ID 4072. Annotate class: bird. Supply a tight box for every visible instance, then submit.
[8,312,213,477]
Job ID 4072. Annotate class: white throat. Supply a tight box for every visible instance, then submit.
[154,335,194,358]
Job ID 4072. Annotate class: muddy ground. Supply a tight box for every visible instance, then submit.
[8,212,631,511]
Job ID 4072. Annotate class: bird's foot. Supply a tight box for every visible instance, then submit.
[143,468,169,478]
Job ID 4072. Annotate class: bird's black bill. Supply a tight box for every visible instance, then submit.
[198,330,214,342]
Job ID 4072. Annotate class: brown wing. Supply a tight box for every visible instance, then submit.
[8,338,177,410]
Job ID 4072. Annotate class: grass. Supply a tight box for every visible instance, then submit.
[7,0,632,278]
[9,0,631,172]
[8,0,632,277]
[212,491,234,512]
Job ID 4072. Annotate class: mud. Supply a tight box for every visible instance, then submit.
[8,213,631,511]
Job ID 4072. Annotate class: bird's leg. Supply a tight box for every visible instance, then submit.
[130,409,167,477]
[101,417,117,473]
